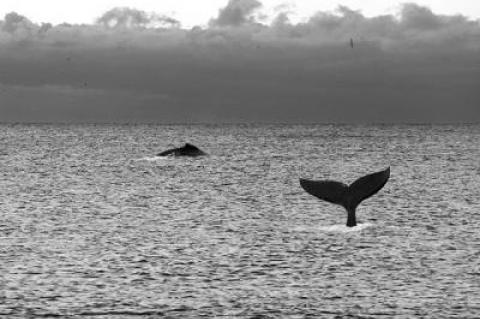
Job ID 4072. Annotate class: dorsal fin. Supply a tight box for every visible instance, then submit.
[184,143,199,150]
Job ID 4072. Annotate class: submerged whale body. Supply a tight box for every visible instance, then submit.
[300,167,390,227]
[157,143,206,157]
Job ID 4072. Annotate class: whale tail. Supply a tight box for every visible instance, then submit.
[299,167,390,227]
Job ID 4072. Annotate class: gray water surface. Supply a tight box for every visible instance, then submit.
[1,124,479,318]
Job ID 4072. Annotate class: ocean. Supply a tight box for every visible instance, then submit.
[1,124,479,318]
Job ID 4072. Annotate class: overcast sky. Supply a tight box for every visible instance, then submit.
[0,0,479,123]
[1,0,480,26]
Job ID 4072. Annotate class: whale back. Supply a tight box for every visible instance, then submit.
[157,143,206,157]
[157,148,176,156]
[184,143,199,150]
[182,143,206,156]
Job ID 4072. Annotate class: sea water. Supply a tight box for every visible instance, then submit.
[0,124,479,318]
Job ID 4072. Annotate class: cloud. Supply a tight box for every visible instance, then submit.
[1,12,35,33]
[269,3,480,50]
[401,3,442,30]
[0,2,479,123]
[210,0,262,27]
[0,3,478,49]
[96,7,180,29]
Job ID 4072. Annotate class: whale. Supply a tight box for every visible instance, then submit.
[157,143,206,157]
[299,167,390,227]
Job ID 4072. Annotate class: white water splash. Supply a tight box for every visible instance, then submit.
[134,156,173,162]
[295,223,375,233]
[318,223,374,232]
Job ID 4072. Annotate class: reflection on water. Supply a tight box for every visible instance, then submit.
[0,124,479,318]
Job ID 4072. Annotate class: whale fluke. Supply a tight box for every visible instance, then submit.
[300,167,390,227]
[157,143,206,157]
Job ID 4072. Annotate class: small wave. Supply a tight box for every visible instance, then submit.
[134,156,173,162]
[295,223,374,233]
[134,156,211,162]
[318,223,374,232]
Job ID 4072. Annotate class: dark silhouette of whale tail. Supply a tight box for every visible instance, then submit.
[300,167,390,227]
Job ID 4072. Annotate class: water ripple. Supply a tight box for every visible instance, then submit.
[0,124,479,318]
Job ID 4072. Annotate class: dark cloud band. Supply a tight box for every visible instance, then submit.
[0,1,479,123]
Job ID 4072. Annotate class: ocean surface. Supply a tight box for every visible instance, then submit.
[0,124,479,318]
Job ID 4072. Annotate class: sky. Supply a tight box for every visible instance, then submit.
[0,0,479,123]
[1,0,480,27]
